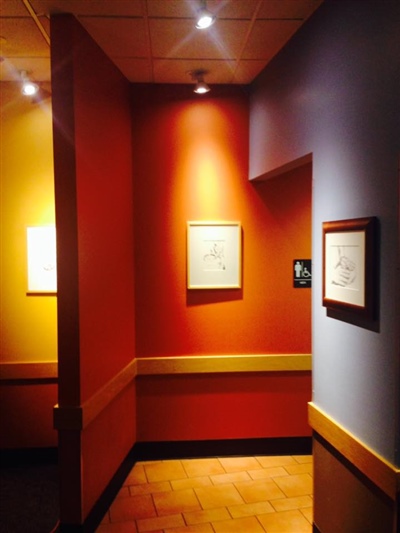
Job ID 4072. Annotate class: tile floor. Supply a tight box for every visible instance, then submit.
[97,455,313,533]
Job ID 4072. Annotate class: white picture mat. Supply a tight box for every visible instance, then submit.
[27,226,57,293]
[187,222,241,289]
[324,230,365,307]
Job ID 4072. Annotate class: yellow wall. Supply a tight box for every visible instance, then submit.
[0,82,56,364]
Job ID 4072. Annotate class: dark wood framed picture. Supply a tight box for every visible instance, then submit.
[322,217,378,318]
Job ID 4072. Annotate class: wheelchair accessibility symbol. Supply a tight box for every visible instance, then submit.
[293,259,312,288]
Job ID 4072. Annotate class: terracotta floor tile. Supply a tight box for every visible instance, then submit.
[255,456,297,468]
[144,460,187,483]
[136,513,185,533]
[228,500,275,518]
[210,470,251,485]
[184,507,231,525]
[257,509,312,532]
[218,456,262,472]
[273,474,312,498]
[194,484,244,509]
[300,507,313,524]
[124,464,147,486]
[171,476,212,491]
[165,523,215,533]
[234,479,285,503]
[212,515,266,532]
[115,487,131,499]
[101,456,315,533]
[96,522,137,532]
[248,466,288,480]
[129,481,171,496]
[283,463,313,475]
[109,494,156,522]
[293,455,313,464]
[152,488,201,516]
[271,495,312,512]
[181,458,225,477]
[100,511,110,524]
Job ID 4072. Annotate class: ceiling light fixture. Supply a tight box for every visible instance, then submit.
[195,0,216,29]
[191,70,211,94]
[21,71,39,96]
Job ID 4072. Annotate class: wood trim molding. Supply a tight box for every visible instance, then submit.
[43,354,310,431]
[136,353,312,375]
[308,402,400,500]
[54,359,137,430]
[0,361,58,381]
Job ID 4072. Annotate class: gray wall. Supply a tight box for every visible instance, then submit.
[249,0,400,465]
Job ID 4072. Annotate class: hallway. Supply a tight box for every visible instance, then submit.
[97,454,313,532]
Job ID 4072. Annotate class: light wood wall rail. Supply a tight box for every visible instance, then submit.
[136,353,312,375]
[308,402,400,501]
[0,361,58,381]
[1,355,311,431]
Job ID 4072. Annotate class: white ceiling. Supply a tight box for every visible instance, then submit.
[0,0,323,85]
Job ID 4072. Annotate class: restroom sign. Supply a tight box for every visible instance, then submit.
[293,259,312,288]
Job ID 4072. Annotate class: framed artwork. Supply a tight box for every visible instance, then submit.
[322,217,377,318]
[27,226,57,294]
[187,221,242,289]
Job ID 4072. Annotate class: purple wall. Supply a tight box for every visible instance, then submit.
[249,0,400,465]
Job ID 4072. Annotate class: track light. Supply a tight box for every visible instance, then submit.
[195,0,216,29]
[21,71,39,96]
[190,70,211,94]
[194,80,210,94]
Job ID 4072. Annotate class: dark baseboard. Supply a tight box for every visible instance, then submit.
[133,436,312,461]
[0,446,58,467]
[60,447,137,533]
[59,436,312,532]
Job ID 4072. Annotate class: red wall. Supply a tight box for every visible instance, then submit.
[51,14,136,523]
[137,373,311,441]
[132,85,312,441]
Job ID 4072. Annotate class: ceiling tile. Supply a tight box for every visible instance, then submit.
[1,56,51,81]
[147,0,260,20]
[0,0,324,84]
[242,19,302,60]
[0,0,29,16]
[231,60,268,84]
[150,19,249,60]
[146,0,201,19]
[152,58,237,84]
[31,0,144,17]
[257,0,322,19]
[112,57,153,83]
[78,17,149,58]
[0,17,49,57]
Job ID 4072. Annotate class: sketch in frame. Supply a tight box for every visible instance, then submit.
[27,225,57,294]
[187,221,241,289]
[322,217,377,318]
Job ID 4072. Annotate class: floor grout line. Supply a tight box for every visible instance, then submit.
[98,455,313,532]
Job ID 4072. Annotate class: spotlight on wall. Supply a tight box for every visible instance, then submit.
[190,70,211,94]
[21,71,39,96]
[195,0,216,29]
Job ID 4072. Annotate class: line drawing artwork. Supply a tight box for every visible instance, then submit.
[330,245,359,289]
[202,240,226,271]
[27,226,57,292]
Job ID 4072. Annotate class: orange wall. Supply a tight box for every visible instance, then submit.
[132,85,312,441]
[0,82,57,448]
[132,85,311,356]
